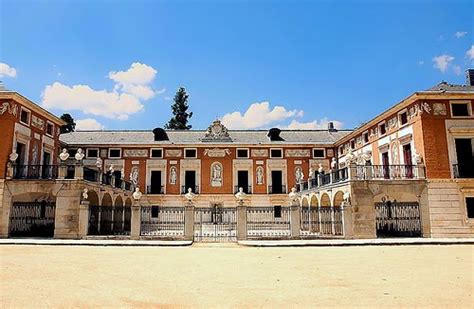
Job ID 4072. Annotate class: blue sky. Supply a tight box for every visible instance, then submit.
[1,0,473,131]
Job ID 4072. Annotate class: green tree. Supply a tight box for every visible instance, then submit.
[164,87,193,130]
[59,113,76,134]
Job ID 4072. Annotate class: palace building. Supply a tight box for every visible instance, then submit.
[0,72,473,242]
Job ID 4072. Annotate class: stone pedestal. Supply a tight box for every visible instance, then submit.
[74,164,83,180]
[290,205,301,239]
[130,202,141,240]
[237,205,247,240]
[342,202,354,238]
[78,201,90,237]
[58,165,67,179]
[184,204,195,241]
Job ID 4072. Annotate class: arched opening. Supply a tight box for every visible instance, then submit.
[301,196,309,208]
[88,190,99,206]
[101,193,113,207]
[125,198,132,207]
[320,193,331,207]
[333,191,344,207]
[310,195,319,207]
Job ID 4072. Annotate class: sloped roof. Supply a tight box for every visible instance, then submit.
[425,81,474,92]
[59,129,352,146]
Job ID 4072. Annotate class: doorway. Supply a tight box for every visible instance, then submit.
[271,170,284,193]
[455,138,474,178]
[184,170,197,193]
[150,171,163,194]
[237,170,250,193]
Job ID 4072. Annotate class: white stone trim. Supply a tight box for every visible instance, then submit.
[449,100,472,118]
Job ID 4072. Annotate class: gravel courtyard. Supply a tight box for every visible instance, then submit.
[1,244,473,308]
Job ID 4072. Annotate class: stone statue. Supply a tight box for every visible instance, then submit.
[256,166,264,185]
[75,148,85,161]
[108,164,114,175]
[343,191,351,203]
[169,166,177,184]
[318,163,324,174]
[95,157,102,170]
[295,166,303,183]
[288,187,298,203]
[184,187,196,202]
[235,187,247,203]
[59,149,70,161]
[130,167,139,186]
[31,143,39,165]
[346,149,355,163]
[309,168,314,178]
[120,168,125,179]
[132,187,142,201]
[9,151,18,162]
[331,158,337,170]
[82,188,89,201]
[211,163,223,187]
[414,150,423,164]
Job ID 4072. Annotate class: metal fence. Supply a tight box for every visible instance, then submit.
[246,207,291,239]
[300,206,343,238]
[194,207,237,242]
[9,201,56,237]
[375,201,421,237]
[88,206,131,236]
[13,165,58,180]
[141,206,185,238]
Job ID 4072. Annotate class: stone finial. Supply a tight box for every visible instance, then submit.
[82,188,89,201]
[109,164,115,174]
[318,163,324,174]
[343,191,350,203]
[59,148,70,161]
[331,157,337,170]
[75,148,85,161]
[132,187,142,201]
[9,151,18,162]
[96,157,103,170]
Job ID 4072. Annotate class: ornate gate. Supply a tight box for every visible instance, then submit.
[194,206,237,242]
[375,200,422,237]
[9,201,56,237]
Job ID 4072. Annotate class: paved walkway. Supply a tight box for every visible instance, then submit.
[1,237,473,247]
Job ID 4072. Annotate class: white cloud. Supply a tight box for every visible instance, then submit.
[455,31,467,38]
[109,62,158,100]
[42,62,160,120]
[453,65,462,76]
[0,62,17,78]
[42,82,144,120]
[221,101,302,129]
[75,118,104,131]
[432,54,454,73]
[284,118,344,130]
[418,60,424,66]
[467,45,474,60]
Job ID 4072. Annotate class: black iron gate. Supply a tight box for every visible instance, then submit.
[194,206,237,242]
[9,201,56,237]
[375,200,422,237]
[88,206,131,235]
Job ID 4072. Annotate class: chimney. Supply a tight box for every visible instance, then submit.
[328,121,337,132]
[466,69,474,86]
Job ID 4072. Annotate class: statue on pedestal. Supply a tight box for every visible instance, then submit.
[235,187,247,205]
[132,187,142,201]
[59,149,69,162]
[75,148,85,162]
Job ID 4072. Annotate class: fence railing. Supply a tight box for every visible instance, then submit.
[140,206,185,237]
[246,207,291,239]
[181,186,199,194]
[268,185,287,194]
[12,165,58,180]
[147,185,164,194]
[300,206,344,237]
[88,205,131,236]
[83,167,99,182]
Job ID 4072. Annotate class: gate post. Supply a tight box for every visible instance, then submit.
[342,202,354,239]
[130,201,141,240]
[78,201,89,237]
[184,205,195,241]
[290,205,301,239]
[237,205,247,240]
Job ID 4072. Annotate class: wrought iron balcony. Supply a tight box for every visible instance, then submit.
[268,185,287,194]
[234,185,252,194]
[453,163,474,178]
[147,185,165,194]
[12,165,58,180]
[181,185,199,194]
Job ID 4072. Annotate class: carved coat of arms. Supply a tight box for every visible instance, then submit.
[202,120,232,142]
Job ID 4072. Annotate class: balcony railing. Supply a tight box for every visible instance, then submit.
[453,163,474,179]
[268,185,287,194]
[12,165,58,180]
[147,185,164,194]
[234,185,252,194]
[181,185,199,194]
[84,166,99,182]
[297,164,425,192]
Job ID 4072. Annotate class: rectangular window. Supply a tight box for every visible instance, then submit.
[350,140,355,149]
[399,112,408,125]
[379,123,387,135]
[20,109,30,124]
[451,103,470,117]
[313,148,325,158]
[46,123,54,136]
[363,132,369,143]
[274,205,282,218]
[151,149,163,158]
[466,197,474,219]
[270,149,283,158]
[87,149,98,158]
[184,148,197,158]
[236,148,249,158]
[339,147,343,155]
[109,148,121,158]
[151,206,159,218]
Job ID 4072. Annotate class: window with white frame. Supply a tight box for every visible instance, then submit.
[270,148,283,158]
[236,148,249,158]
[450,101,472,117]
[20,108,30,125]
[46,122,54,136]
[312,148,325,158]
[399,110,408,126]
[150,148,163,158]
[86,148,99,158]
[184,148,197,158]
[108,148,122,158]
[379,122,387,135]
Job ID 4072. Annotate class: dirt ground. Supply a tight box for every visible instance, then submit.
[1,244,473,308]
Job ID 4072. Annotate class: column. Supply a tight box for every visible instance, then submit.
[130,201,141,240]
[58,164,67,179]
[78,201,90,237]
[184,204,195,241]
[342,202,354,239]
[74,164,84,180]
[290,205,301,239]
[237,205,247,241]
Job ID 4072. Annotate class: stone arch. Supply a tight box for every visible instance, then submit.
[88,190,99,206]
[125,198,132,207]
[320,193,331,207]
[101,193,113,207]
[333,191,344,207]
[301,196,309,207]
[115,195,123,207]
[310,194,319,207]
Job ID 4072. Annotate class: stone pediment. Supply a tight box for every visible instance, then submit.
[201,120,232,142]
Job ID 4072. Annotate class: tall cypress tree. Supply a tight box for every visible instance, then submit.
[165,87,193,130]
[59,113,76,133]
